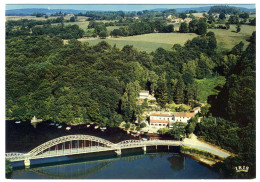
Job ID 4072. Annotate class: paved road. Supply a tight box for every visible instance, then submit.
[182,134,230,158]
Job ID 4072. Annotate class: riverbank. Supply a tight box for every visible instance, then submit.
[183,134,231,158]
[180,145,224,166]
[180,133,232,167]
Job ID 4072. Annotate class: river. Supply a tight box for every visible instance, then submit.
[6,120,220,179]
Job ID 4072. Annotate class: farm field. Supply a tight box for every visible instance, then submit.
[106,26,123,34]
[195,76,226,103]
[62,21,90,29]
[6,15,73,21]
[208,24,255,51]
[52,20,118,31]
[78,32,198,52]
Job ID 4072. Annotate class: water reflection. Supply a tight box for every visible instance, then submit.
[11,153,185,179]
[167,155,185,172]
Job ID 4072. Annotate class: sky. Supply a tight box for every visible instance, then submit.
[5,4,256,11]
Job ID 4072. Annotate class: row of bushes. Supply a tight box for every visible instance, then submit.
[180,145,224,161]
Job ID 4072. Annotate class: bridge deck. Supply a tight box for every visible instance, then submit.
[7,140,182,162]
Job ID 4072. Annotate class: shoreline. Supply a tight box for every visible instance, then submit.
[181,152,220,167]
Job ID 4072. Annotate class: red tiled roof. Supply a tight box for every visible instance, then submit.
[174,112,195,118]
[140,90,149,93]
[150,113,174,117]
[150,136,162,139]
[192,107,200,111]
[150,120,170,123]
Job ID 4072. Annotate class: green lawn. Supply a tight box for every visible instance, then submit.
[195,76,226,103]
[78,32,198,52]
[63,21,255,53]
[209,24,255,52]
[53,20,117,30]
[63,21,90,30]
[106,26,123,34]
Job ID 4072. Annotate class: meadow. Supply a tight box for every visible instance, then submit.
[6,15,72,21]
[195,76,226,103]
[80,24,255,53]
[78,32,198,52]
[208,24,255,51]
[8,15,255,53]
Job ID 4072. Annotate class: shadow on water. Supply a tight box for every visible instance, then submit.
[10,149,183,179]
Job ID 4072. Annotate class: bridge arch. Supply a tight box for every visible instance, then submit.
[28,135,116,157]
[116,140,144,148]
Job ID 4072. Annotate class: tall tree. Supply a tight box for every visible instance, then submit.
[179,22,189,33]
[155,72,168,108]
[174,77,185,104]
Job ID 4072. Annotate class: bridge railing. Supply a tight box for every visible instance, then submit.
[6,138,183,162]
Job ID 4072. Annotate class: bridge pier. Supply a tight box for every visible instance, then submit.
[115,149,121,156]
[142,146,146,154]
[24,158,30,168]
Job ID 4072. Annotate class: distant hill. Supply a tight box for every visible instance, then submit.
[149,8,168,12]
[5,8,88,16]
[175,6,255,13]
[175,6,212,13]
[236,7,256,12]
[5,6,256,16]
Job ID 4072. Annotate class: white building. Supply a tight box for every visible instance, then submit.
[139,90,156,100]
[173,112,195,123]
[66,14,75,17]
[139,90,149,98]
[149,113,174,128]
[192,107,201,115]
[149,112,195,129]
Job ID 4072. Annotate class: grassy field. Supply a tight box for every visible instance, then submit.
[191,13,205,17]
[52,21,119,31]
[167,23,180,31]
[63,21,90,29]
[78,32,198,52]
[249,14,256,18]
[209,24,255,51]
[195,76,226,103]
[6,15,73,21]
[106,26,123,34]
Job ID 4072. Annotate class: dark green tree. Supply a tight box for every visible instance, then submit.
[219,12,226,19]
[174,77,185,104]
[169,122,187,140]
[236,24,241,33]
[99,30,108,39]
[179,22,189,33]
[155,72,168,108]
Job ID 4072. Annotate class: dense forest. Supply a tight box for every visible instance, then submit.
[6,32,220,124]
[5,6,255,178]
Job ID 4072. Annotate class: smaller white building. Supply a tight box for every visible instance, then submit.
[192,107,201,115]
[139,90,149,98]
[139,90,156,100]
[66,14,75,17]
[173,112,195,123]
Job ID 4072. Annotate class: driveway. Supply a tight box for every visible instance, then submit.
[183,134,231,158]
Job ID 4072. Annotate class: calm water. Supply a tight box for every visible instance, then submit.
[6,120,220,179]
[9,152,220,179]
